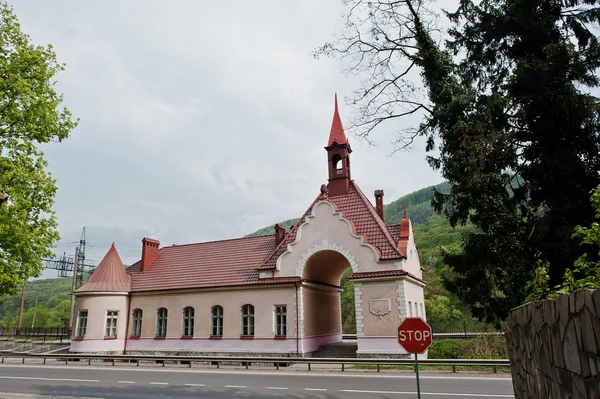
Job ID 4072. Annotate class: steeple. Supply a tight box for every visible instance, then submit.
[328,93,348,146]
[325,94,352,197]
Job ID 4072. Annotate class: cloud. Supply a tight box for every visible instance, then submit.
[11,0,443,277]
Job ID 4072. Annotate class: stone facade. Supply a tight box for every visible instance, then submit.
[506,289,600,398]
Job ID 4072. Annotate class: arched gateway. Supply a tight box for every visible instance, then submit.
[71,96,426,357]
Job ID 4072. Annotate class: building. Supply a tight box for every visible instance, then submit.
[71,96,426,357]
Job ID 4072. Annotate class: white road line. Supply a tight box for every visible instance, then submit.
[118,380,135,384]
[0,376,99,383]
[185,383,206,387]
[340,389,514,397]
[267,386,288,390]
[224,385,247,388]
[149,382,169,385]
[305,388,328,391]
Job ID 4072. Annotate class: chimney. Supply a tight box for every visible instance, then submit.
[274,223,286,247]
[374,190,384,221]
[141,237,160,272]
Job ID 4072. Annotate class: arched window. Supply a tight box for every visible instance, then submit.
[131,309,142,337]
[182,307,194,337]
[332,154,342,173]
[156,307,168,337]
[241,304,254,336]
[211,305,223,336]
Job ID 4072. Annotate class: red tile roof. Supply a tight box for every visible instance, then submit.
[75,243,130,293]
[388,224,401,243]
[128,235,278,292]
[327,94,348,147]
[125,180,406,292]
[260,181,405,270]
[348,270,424,283]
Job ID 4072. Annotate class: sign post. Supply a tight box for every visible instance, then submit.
[398,317,432,399]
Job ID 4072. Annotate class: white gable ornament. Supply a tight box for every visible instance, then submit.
[369,298,391,319]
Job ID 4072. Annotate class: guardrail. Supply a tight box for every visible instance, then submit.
[341,332,505,340]
[0,352,510,374]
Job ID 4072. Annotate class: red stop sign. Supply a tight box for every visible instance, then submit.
[398,317,432,354]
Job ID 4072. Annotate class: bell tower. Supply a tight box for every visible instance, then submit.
[325,94,352,197]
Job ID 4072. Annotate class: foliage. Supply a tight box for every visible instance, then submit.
[0,2,78,296]
[317,0,600,322]
[428,336,508,360]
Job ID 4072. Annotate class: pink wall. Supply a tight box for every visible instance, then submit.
[129,286,296,339]
[359,283,400,336]
[302,285,340,337]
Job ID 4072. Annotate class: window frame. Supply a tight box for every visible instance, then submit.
[105,310,119,338]
[274,305,287,337]
[131,309,142,337]
[76,310,88,338]
[211,305,223,337]
[182,306,195,337]
[156,307,168,337]
[241,304,255,337]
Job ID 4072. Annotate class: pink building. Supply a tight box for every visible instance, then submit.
[71,96,426,357]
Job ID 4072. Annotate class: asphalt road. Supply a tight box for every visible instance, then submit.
[0,364,514,399]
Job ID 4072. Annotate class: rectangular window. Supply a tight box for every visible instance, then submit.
[76,311,88,338]
[275,305,287,336]
[211,305,223,336]
[420,303,424,319]
[105,311,119,337]
[131,309,142,336]
[408,302,412,317]
[415,302,419,317]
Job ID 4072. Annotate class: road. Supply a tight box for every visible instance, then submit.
[0,363,514,398]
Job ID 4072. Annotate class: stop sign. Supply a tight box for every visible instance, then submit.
[398,317,432,354]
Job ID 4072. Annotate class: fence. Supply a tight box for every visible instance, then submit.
[0,327,71,353]
[0,352,510,374]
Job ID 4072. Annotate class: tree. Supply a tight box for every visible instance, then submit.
[317,0,600,322]
[50,299,71,327]
[0,2,77,296]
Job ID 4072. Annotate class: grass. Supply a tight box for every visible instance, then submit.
[349,364,511,373]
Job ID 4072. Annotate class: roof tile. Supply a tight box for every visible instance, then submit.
[76,243,130,293]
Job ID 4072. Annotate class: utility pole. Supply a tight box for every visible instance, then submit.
[68,247,80,328]
[17,284,26,330]
[31,296,38,328]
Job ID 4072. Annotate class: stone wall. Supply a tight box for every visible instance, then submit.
[506,289,599,398]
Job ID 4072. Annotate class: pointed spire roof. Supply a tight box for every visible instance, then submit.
[327,93,348,147]
[75,243,130,293]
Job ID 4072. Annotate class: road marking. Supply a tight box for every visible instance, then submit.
[341,390,514,397]
[224,385,247,388]
[267,386,288,390]
[185,383,206,387]
[0,376,99,383]
[149,382,169,385]
[118,380,135,384]
[305,388,328,391]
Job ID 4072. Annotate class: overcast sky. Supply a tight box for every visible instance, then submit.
[11,1,443,277]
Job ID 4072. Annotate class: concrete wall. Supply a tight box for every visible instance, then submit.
[506,289,600,398]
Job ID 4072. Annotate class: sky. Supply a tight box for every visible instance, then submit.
[10,1,444,277]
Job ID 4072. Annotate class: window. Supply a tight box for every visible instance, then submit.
[76,310,88,338]
[105,311,119,337]
[408,302,412,317]
[241,304,254,336]
[211,305,223,336]
[275,305,287,336]
[420,303,424,319]
[414,302,419,317]
[156,308,168,337]
[182,307,194,337]
[131,309,142,336]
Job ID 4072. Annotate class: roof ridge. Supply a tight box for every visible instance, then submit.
[351,181,406,258]
[165,233,275,249]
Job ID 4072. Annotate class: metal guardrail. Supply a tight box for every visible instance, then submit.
[1,352,510,374]
[341,332,505,340]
